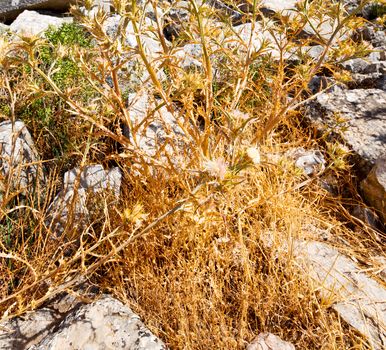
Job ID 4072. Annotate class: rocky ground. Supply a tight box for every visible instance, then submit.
[0,0,385,349]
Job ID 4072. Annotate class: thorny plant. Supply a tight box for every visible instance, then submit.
[0,0,384,349]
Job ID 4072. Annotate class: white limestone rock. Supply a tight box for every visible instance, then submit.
[288,148,326,176]
[294,241,386,350]
[0,0,72,22]
[124,90,186,162]
[174,43,203,71]
[307,88,386,171]
[229,21,281,58]
[259,0,298,15]
[10,10,72,36]
[0,294,166,350]
[0,23,10,34]
[102,14,165,87]
[247,333,295,350]
[0,119,44,193]
[45,165,121,235]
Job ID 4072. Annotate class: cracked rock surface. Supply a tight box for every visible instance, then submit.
[294,241,386,350]
[0,120,45,194]
[307,88,386,171]
[0,294,166,350]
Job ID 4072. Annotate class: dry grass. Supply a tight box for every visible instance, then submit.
[0,0,384,349]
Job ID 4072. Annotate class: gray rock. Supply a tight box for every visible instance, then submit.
[234,0,298,18]
[341,0,385,18]
[206,0,244,23]
[301,16,348,43]
[0,294,166,350]
[348,72,386,91]
[307,88,386,170]
[294,241,386,350]
[254,1,346,43]
[372,256,386,283]
[247,333,295,350]
[46,165,121,235]
[308,76,343,94]
[0,0,72,22]
[9,10,72,36]
[103,15,160,55]
[92,0,111,13]
[361,156,386,222]
[299,45,325,61]
[0,292,87,349]
[80,0,111,18]
[230,21,281,58]
[341,58,372,74]
[0,120,44,193]
[340,0,381,17]
[0,308,60,349]
[230,16,340,61]
[45,186,89,235]
[162,0,191,41]
[343,0,362,14]
[289,148,326,176]
[357,25,386,48]
[124,91,186,163]
[174,43,203,71]
[159,0,288,27]
[368,50,386,62]
[63,165,121,197]
[102,14,165,88]
[341,53,386,90]
[258,0,297,16]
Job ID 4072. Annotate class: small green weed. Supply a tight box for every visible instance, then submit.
[44,22,92,48]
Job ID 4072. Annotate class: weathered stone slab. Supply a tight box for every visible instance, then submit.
[0,294,166,349]
[294,241,386,350]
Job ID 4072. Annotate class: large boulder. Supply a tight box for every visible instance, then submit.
[0,294,166,349]
[0,0,111,23]
[9,10,72,36]
[306,88,386,172]
[295,241,386,350]
[0,0,73,23]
